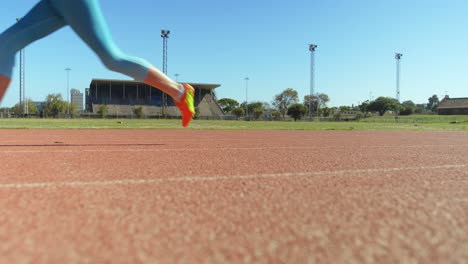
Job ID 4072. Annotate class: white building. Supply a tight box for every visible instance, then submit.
[70,88,84,112]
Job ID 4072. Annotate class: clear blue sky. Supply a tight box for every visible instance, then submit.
[1,0,467,107]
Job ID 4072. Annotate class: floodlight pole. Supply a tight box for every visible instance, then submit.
[161,30,170,112]
[16,18,26,116]
[65,68,71,116]
[395,53,402,119]
[245,77,249,120]
[309,44,317,121]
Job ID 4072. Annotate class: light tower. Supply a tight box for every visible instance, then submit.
[395,53,402,118]
[395,53,402,102]
[245,77,249,120]
[16,18,26,116]
[309,44,317,121]
[161,30,170,112]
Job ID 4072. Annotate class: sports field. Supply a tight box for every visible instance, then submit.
[0,120,467,263]
[0,117,468,130]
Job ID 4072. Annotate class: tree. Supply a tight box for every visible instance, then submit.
[304,93,330,113]
[271,110,282,120]
[321,107,332,117]
[252,108,264,120]
[263,102,273,111]
[0,107,11,112]
[400,100,416,116]
[239,101,265,120]
[399,106,413,115]
[402,100,416,109]
[217,98,239,114]
[359,100,370,117]
[287,103,307,121]
[97,104,108,118]
[69,102,78,117]
[367,97,398,116]
[246,101,264,120]
[273,88,299,118]
[133,106,144,118]
[427,95,439,112]
[415,104,426,114]
[194,107,200,119]
[231,107,244,119]
[339,105,352,112]
[12,99,39,115]
[43,94,67,118]
[27,100,39,114]
[12,103,22,115]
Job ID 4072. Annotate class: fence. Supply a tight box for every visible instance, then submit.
[2,111,468,123]
[360,115,468,123]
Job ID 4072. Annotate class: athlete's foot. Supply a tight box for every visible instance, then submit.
[0,74,11,102]
[176,83,195,127]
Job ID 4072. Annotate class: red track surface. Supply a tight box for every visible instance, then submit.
[0,130,467,263]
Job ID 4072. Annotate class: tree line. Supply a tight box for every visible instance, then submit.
[218,88,331,121]
[0,89,441,120]
[0,93,78,117]
[217,88,443,121]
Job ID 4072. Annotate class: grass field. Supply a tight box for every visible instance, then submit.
[0,116,468,131]
[360,114,468,123]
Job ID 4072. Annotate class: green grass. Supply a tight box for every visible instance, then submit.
[0,117,468,131]
[360,114,468,123]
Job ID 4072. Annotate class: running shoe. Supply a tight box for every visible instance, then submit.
[176,83,195,127]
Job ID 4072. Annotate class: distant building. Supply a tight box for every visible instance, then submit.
[438,96,468,115]
[33,101,45,112]
[70,88,84,112]
[85,79,224,117]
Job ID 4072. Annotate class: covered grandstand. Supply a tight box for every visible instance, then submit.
[85,79,224,117]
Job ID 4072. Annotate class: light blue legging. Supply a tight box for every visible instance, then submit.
[0,0,152,81]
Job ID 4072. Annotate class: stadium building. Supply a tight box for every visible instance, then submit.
[85,79,224,117]
[437,96,468,115]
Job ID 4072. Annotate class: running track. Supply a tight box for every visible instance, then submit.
[0,130,467,263]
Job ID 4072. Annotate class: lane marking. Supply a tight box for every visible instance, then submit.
[0,164,467,190]
[0,144,467,154]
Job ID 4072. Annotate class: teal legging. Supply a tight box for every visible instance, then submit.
[0,0,152,81]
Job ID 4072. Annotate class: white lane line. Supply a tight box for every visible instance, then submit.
[0,164,467,190]
[0,144,467,154]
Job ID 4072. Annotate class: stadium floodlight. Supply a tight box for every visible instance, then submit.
[309,44,317,52]
[16,18,26,116]
[395,53,402,119]
[309,44,317,121]
[395,53,403,102]
[161,30,170,38]
[245,77,249,120]
[161,30,170,111]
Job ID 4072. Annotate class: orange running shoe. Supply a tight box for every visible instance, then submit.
[176,83,195,127]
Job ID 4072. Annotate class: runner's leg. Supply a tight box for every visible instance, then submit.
[0,0,66,102]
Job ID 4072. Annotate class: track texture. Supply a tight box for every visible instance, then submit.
[0,130,467,263]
